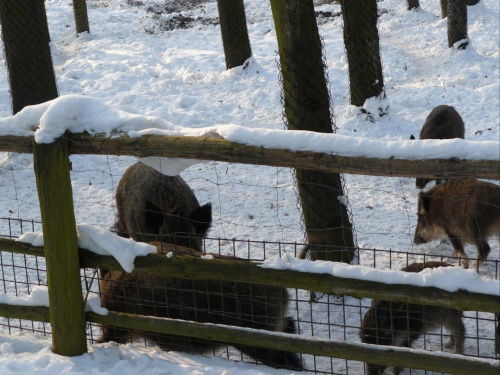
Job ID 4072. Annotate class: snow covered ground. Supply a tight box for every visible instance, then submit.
[0,0,499,374]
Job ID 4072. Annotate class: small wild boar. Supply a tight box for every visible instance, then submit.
[360,262,465,375]
[114,162,212,250]
[413,178,500,269]
[410,105,465,189]
[99,244,303,371]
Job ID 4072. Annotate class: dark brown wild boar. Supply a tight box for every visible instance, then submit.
[413,178,500,269]
[114,162,212,250]
[360,262,465,375]
[99,244,303,371]
[410,105,465,189]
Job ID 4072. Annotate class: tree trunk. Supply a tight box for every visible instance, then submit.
[217,0,252,69]
[0,0,58,114]
[340,0,386,113]
[73,0,90,34]
[448,0,468,49]
[441,0,448,18]
[270,0,355,263]
[407,0,420,10]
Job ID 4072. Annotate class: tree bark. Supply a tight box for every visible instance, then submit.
[340,0,386,113]
[217,0,252,69]
[441,0,448,18]
[0,0,58,114]
[448,0,468,49]
[73,0,90,34]
[270,0,355,263]
[407,0,419,10]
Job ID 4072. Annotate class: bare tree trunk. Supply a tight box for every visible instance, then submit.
[448,0,468,49]
[217,0,252,69]
[0,0,58,114]
[73,0,90,34]
[407,0,420,10]
[340,0,386,115]
[441,0,448,18]
[270,0,355,263]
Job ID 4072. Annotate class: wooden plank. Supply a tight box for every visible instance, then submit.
[1,303,496,375]
[0,133,497,179]
[1,239,497,313]
[87,311,499,375]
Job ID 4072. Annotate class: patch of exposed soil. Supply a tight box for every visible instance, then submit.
[129,0,218,32]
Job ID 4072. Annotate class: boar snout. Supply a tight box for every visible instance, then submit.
[413,231,427,245]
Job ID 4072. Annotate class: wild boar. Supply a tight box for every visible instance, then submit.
[99,244,303,371]
[410,105,465,189]
[114,162,212,251]
[360,262,465,375]
[413,178,500,269]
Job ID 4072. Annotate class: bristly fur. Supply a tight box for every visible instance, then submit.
[102,163,302,370]
[360,262,465,375]
[114,162,212,250]
[413,178,500,269]
[410,105,465,189]
[99,245,303,371]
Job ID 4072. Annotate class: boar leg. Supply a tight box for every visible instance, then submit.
[99,325,131,344]
[495,314,500,354]
[235,345,302,371]
[442,315,465,353]
[469,240,491,271]
[447,235,469,269]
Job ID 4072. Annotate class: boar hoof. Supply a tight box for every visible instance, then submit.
[469,260,480,272]
[460,257,469,269]
[444,338,454,349]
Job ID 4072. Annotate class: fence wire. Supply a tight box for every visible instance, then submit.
[0,218,499,374]
[0,1,498,373]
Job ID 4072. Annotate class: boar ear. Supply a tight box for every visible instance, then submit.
[410,134,416,140]
[190,203,212,236]
[418,192,430,214]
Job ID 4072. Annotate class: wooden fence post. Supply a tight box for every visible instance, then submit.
[33,135,87,356]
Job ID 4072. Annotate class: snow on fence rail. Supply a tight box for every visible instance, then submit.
[0,133,499,180]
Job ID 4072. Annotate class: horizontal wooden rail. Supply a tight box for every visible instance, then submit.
[1,238,498,313]
[0,133,498,179]
[0,303,496,375]
[0,303,50,322]
[85,311,499,375]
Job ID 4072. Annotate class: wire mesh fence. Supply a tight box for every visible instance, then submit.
[0,216,498,374]
[0,1,498,372]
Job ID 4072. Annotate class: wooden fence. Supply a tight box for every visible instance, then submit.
[0,132,499,374]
